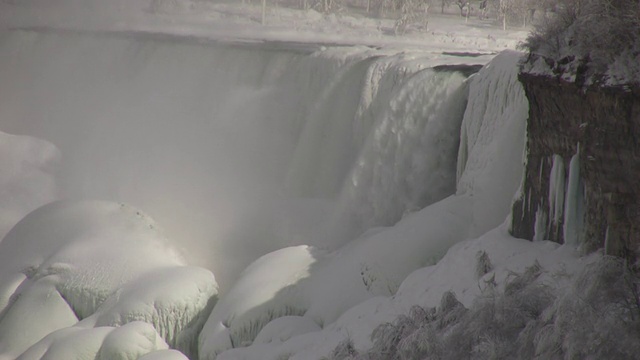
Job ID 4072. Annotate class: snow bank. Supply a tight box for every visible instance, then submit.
[253,316,321,345]
[199,246,319,358]
[0,0,528,53]
[0,200,185,318]
[17,321,169,360]
[0,276,78,358]
[93,266,218,358]
[211,224,599,360]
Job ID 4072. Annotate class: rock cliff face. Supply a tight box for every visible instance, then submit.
[511,73,640,260]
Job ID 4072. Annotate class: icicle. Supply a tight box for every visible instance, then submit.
[563,145,584,246]
[548,154,565,229]
[533,207,547,242]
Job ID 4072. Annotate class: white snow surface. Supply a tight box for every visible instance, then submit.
[212,225,600,360]
[199,246,318,357]
[16,321,170,360]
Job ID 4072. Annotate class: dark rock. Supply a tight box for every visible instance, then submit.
[510,74,640,262]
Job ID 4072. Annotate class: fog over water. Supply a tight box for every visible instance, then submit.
[0,23,480,291]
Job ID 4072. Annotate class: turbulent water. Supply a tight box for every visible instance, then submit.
[0,29,480,289]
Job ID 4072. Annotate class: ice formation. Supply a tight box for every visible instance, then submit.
[564,147,585,247]
[548,154,566,236]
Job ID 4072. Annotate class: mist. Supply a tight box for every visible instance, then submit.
[0,30,336,288]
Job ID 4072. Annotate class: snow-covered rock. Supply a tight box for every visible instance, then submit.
[253,316,321,345]
[0,200,218,359]
[0,276,78,358]
[17,321,169,360]
[199,246,318,359]
[93,266,218,358]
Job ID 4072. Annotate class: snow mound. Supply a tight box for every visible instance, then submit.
[0,200,185,319]
[94,266,218,358]
[17,321,169,360]
[199,246,319,359]
[253,316,321,345]
[0,200,218,359]
[138,349,189,360]
[213,224,599,360]
[0,276,78,358]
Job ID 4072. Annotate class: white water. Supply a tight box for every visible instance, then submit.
[0,29,476,289]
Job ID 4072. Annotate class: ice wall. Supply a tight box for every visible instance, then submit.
[0,29,478,289]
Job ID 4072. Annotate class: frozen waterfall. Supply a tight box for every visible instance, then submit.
[0,29,488,289]
[0,28,530,360]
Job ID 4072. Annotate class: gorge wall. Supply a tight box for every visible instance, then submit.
[511,73,640,260]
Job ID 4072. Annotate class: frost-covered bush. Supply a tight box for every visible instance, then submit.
[328,256,640,360]
[533,256,640,359]
[521,0,640,83]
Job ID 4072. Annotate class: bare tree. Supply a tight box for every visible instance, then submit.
[394,0,435,34]
[454,0,468,16]
[439,0,453,13]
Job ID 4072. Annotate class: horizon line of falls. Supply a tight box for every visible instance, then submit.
[0,29,490,291]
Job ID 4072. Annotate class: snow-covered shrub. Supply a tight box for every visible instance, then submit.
[534,256,640,359]
[475,250,493,279]
[337,255,640,360]
[328,263,556,360]
[521,0,640,84]
[367,305,433,360]
[326,338,360,360]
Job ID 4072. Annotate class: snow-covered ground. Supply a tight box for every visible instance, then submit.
[0,0,528,52]
[0,1,614,360]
